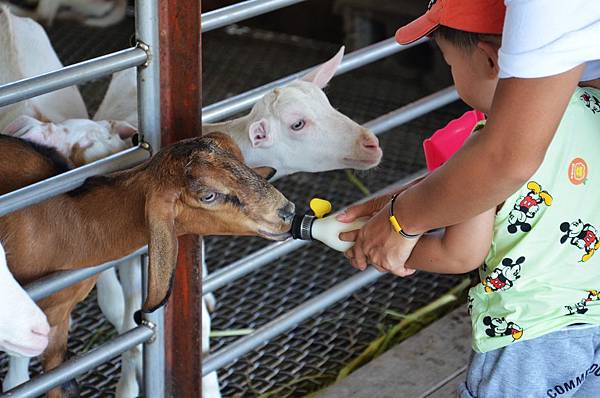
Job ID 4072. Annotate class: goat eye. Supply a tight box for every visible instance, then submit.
[201,192,217,203]
[290,119,305,131]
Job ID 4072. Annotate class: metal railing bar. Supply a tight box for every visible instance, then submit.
[202,37,428,123]
[203,86,458,294]
[0,47,147,108]
[136,1,165,394]
[1,326,154,398]
[366,87,459,135]
[203,267,384,374]
[140,256,165,397]
[202,0,307,32]
[0,145,150,217]
[25,246,148,301]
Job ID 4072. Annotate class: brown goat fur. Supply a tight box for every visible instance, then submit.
[0,133,294,397]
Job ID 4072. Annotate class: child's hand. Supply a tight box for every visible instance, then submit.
[340,202,419,277]
[336,194,391,223]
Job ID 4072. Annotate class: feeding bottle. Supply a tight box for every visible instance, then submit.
[290,198,368,252]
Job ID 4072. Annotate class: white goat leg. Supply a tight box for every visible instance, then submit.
[202,298,221,398]
[115,348,139,398]
[115,258,143,398]
[3,356,30,392]
[201,242,216,312]
[96,268,125,332]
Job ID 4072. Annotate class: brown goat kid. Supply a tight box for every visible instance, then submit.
[0,133,294,397]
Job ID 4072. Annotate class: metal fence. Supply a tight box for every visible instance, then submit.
[0,0,459,396]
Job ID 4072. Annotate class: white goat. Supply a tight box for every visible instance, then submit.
[3,115,137,166]
[5,0,127,27]
[0,5,87,130]
[93,47,382,398]
[0,7,137,166]
[0,242,50,359]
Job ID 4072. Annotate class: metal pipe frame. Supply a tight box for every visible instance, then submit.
[367,87,459,135]
[202,0,307,32]
[202,37,428,123]
[204,269,384,374]
[0,47,147,108]
[136,1,165,397]
[0,145,150,217]
[203,87,457,294]
[141,255,166,397]
[1,326,154,398]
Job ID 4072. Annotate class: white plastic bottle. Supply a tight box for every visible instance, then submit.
[290,198,368,252]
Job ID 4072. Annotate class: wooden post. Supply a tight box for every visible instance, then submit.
[159,1,203,396]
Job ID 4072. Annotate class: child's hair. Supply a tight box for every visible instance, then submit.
[430,25,501,50]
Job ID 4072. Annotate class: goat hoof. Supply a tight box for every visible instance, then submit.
[134,310,143,325]
[61,379,80,397]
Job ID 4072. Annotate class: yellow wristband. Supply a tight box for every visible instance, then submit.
[388,195,420,239]
[389,215,402,233]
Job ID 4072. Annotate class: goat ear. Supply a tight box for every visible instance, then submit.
[249,118,273,148]
[253,166,277,180]
[301,46,344,88]
[142,189,179,313]
[3,115,41,136]
[109,120,138,140]
[204,132,244,161]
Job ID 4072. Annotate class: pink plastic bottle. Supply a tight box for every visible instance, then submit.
[422,109,486,172]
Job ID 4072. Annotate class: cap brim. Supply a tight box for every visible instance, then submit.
[395,13,439,45]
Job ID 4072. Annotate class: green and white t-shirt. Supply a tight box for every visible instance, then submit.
[469,87,600,353]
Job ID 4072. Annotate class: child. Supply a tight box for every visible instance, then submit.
[394,1,600,396]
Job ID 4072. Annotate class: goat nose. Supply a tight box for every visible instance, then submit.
[361,134,380,150]
[278,202,295,223]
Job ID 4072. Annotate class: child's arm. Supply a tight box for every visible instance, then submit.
[405,208,495,274]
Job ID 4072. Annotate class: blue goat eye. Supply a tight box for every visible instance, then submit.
[201,193,217,203]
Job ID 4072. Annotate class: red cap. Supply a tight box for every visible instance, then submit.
[395,0,506,45]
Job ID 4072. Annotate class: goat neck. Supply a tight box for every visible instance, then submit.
[0,172,149,283]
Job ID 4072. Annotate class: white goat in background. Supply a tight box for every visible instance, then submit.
[93,47,382,398]
[0,4,87,130]
[0,242,50,360]
[3,0,127,27]
[0,6,137,166]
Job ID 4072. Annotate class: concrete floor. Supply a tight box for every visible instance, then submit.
[316,307,470,398]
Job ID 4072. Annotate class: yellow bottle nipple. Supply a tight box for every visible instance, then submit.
[310,198,332,219]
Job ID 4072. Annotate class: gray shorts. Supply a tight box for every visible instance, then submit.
[458,324,600,398]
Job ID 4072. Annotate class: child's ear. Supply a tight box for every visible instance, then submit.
[477,41,501,78]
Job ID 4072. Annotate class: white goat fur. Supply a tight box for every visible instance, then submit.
[6,0,127,27]
[0,242,50,361]
[0,5,87,130]
[0,7,137,166]
[93,46,382,398]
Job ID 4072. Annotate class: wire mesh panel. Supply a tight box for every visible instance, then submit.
[0,15,467,398]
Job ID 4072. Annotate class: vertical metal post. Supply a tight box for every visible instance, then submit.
[158,1,203,396]
[136,0,161,150]
[136,1,165,397]
[141,256,166,397]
